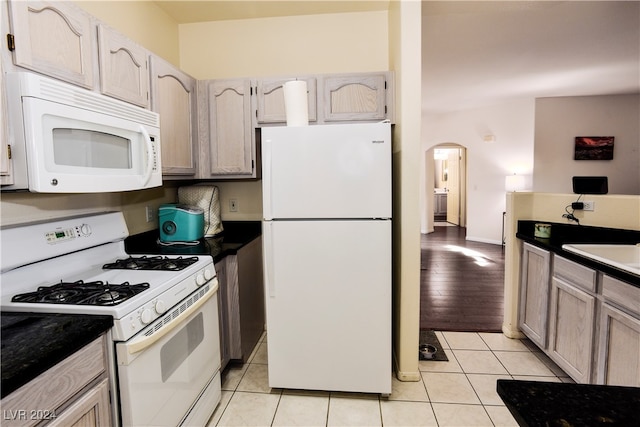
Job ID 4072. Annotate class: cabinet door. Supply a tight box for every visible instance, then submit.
[48,378,111,427]
[97,24,149,108]
[215,258,231,370]
[224,255,242,359]
[321,73,388,122]
[237,236,265,360]
[202,79,255,177]
[434,193,447,216]
[547,277,595,383]
[8,0,95,88]
[518,243,550,348]
[150,56,197,176]
[256,77,317,124]
[598,303,640,386]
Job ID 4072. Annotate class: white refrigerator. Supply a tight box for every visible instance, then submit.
[262,122,392,394]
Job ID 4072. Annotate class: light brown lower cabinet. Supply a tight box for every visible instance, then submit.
[0,335,111,427]
[518,241,640,385]
[47,378,111,427]
[216,236,265,369]
[597,275,640,386]
[518,243,551,349]
[546,255,597,383]
[547,276,596,383]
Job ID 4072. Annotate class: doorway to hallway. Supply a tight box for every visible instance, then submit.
[432,146,466,227]
[420,225,505,332]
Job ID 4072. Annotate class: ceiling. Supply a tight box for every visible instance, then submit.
[153,1,640,115]
[421,1,640,114]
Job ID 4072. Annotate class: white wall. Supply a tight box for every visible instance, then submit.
[422,99,535,244]
[533,94,640,195]
[179,11,389,79]
[388,0,423,382]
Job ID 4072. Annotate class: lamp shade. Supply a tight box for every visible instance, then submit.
[505,174,525,192]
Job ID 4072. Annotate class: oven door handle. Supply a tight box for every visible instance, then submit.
[127,279,218,355]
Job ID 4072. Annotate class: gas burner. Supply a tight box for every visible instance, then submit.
[11,280,150,306]
[102,256,199,271]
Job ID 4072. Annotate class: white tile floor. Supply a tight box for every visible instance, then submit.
[207,331,572,426]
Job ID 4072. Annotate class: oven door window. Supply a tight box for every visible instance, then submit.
[52,129,132,169]
[160,312,204,382]
[116,291,220,427]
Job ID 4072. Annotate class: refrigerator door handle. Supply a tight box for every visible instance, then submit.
[264,221,276,297]
[262,140,273,220]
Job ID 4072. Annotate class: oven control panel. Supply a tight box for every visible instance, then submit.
[112,263,217,341]
[45,223,91,244]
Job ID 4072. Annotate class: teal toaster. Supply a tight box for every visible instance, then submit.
[159,204,205,242]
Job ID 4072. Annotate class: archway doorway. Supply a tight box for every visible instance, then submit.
[430,144,467,228]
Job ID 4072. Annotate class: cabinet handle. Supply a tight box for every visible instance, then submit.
[7,34,15,51]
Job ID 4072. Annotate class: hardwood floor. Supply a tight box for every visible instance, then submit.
[420,225,505,332]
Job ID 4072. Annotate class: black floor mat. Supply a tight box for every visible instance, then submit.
[419,330,449,361]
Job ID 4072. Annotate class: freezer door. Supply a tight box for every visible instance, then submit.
[262,123,391,220]
[263,219,392,393]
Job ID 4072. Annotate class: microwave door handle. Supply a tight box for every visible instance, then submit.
[139,125,154,186]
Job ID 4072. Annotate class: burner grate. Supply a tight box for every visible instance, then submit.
[11,280,150,306]
[102,256,199,271]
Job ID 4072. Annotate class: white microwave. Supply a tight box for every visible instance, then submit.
[3,72,162,193]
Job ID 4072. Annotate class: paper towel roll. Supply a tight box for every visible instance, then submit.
[283,80,309,126]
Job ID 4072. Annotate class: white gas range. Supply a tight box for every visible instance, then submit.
[0,212,222,427]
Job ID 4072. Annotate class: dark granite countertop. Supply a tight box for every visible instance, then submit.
[497,379,640,426]
[1,312,113,399]
[125,221,261,262]
[516,220,640,287]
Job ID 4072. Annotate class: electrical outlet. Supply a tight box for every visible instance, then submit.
[229,199,238,212]
[145,205,155,222]
[583,201,595,211]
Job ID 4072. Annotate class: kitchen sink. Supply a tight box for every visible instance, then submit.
[562,244,640,276]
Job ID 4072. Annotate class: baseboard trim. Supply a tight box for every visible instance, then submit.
[395,370,421,382]
[502,324,526,339]
[393,349,421,382]
[466,235,503,246]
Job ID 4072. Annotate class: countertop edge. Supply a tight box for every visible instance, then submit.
[1,313,113,399]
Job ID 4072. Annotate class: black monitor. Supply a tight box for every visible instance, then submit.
[572,176,608,194]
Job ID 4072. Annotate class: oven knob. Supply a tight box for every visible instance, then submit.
[204,269,214,280]
[80,224,91,236]
[155,300,167,314]
[196,273,206,286]
[140,308,153,324]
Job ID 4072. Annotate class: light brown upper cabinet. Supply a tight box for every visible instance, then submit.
[7,0,95,88]
[255,77,317,125]
[198,79,257,179]
[320,73,393,122]
[150,56,198,177]
[97,24,149,108]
